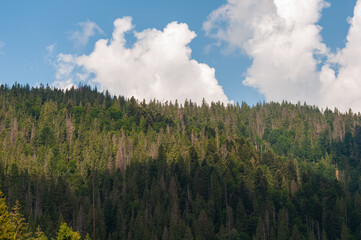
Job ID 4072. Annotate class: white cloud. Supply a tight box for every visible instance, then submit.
[204,0,330,105]
[55,17,230,104]
[52,53,77,89]
[70,21,103,48]
[319,0,361,112]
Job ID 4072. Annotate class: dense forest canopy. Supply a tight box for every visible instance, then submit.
[0,84,361,239]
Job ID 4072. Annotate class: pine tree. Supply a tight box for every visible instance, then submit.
[253,217,266,240]
[340,223,352,240]
[277,208,289,240]
[30,226,48,240]
[0,191,14,239]
[183,225,193,240]
[10,200,31,239]
[56,223,81,240]
[290,225,304,240]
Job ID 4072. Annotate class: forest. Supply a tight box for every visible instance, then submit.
[0,84,361,239]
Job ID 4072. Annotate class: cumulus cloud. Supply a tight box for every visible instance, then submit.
[52,52,91,90]
[320,0,361,112]
[204,0,330,105]
[70,21,103,48]
[55,17,230,104]
[52,54,78,89]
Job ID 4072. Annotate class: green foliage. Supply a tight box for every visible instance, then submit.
[0,85,361,239]
[56,223,81,240]
[0,191,48,239]
[39,126,55,146]
[10,200,31,239]
[30,226,48,240]
[0,191,14,239]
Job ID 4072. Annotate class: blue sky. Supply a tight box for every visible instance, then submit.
[0,0,359,108]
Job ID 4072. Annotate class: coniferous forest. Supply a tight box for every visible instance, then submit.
[1,84,361,239]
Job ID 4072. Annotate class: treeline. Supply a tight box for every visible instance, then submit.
[0,84,360,239]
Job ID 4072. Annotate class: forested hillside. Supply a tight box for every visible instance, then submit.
[1,84,361,239]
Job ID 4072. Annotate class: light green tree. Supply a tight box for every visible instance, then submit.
[0,191,14,239]
[29,226,48,240]
[10,200,31,240]
[56,223,81,240]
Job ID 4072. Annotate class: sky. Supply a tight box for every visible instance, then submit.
[0,0,360,111]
